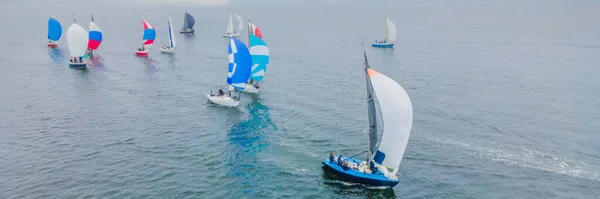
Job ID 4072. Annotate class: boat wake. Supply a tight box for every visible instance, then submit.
[426,134,600,181]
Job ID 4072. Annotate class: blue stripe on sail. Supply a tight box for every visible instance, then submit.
[227,37,252,90]
[48,18,62,41]
[89,31,102,41]
[143,29,156,40]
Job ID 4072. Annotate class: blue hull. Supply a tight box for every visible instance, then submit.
[69,63,87,69]
[372,43,394,48]
[322,156,399,187]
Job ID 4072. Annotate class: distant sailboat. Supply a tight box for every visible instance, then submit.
[161,17,176,54]
[179,11,195,34]
[372,16,396,48]
[67,19,89,68]
[242,22,269,93]
[135,18,156,56]
[47,16,62,48]
[223,13,240,37]
[86,15,102,56]
[207,37,252,107]
[322,51,413,187]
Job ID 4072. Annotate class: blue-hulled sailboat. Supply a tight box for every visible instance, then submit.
[372,16,396,48]
[47,16,62,48]
[242,22,270,94]
[322,51,413,187]
[207,37,252,107]
[179,11,195,33]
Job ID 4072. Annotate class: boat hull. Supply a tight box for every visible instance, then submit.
[207,94,240,107]
[322,157,399,187]
[69,62,87,69]
[372,43,394,48]
[180,29,194,34]
[160,47,174,54]
[135,51,148,56]
[47,43,58,48]
[223,33,240,37]
[240,84,259,93]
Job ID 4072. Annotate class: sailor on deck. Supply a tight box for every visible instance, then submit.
[329,153,335,163]
[218,88,224,97]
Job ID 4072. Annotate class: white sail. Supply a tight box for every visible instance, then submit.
[385,17,397,43]
[234,14,243,32]
[227,13,234,33]
[368,68,412,174]
[67,23,89,57]
[168,17,176,48]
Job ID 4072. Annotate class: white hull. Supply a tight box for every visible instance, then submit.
[207,94,240,107]
[223,32,240,37]
[240,84,259,93]
[160,47,174,54]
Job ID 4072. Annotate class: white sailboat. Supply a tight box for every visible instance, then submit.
[321,50,413,187]
[161,17,176,54]
[67,19,89,68]
[223,13,240,37]
[372,16,397,48]
[207,37,252,107]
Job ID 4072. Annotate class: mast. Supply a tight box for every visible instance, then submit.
[91,14,94,22]
[364,50,378,171]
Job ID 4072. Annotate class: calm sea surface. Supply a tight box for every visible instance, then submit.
[1,0,599,198]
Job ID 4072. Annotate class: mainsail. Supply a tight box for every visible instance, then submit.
[168,17,176,48]
[364,52,379,159]
[226,13,234,34]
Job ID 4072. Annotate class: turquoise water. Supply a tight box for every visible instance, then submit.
[1,1,599,198]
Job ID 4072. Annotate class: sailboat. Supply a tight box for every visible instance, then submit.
[67,19,89,68]
[179,11,195,33]
[322,51,413,187]
[47,16,62,48]
[372,16,396,48]
[207,37,252,107]
[222,13,240,37]
[135,18,156,56]
[242,22,269,93]
[161,17,176,54]
[86,15,102,56]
